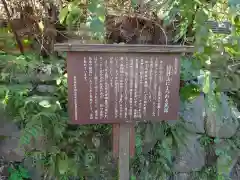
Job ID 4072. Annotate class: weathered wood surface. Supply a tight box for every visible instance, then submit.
[54,43,194,52]
[118,124,130,180]
[113,124,135,159]
[113,124,120,159]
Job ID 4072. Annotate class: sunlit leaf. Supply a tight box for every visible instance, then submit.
[39,100,51,108]
[66,14,74,26]
[98,15,105,22]
[68,2,75,11]
[59,7,69,24]
[38,21,44,32]
[203,71,210,94]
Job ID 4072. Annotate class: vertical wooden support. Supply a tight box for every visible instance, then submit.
[113,124,120,158]
[113,124,135,158]
[113,123,135,180]
[129,124,135,157]
[118,124,130,180]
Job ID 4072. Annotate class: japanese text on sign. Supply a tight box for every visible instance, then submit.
[68,53,180,124]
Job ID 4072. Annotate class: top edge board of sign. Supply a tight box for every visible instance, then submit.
[54,44,195,53]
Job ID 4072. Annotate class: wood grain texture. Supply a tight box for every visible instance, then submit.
[54,43,194,53]
[129,124,135,158]
[113,124,120,159]
[119,124,130,180]
[113,124,135,159]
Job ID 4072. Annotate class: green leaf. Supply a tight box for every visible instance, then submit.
[68,2,76,11]
[87,16,105,34]
[18,166,30,178]
[58,156,69,175]
[56,78,61,85]
[98,15,105,22]
[217,154,233,176]
[193,0,202,5]
[88,1,97,13]
[131,175,137,180]
[131,0,138,8]
[95,4,105,16]
[66,14,74,26]
[8,167,14,173]
[59,7,69,24]
[70,6,82,15]
[39,100,51,108]
[180,84,200,100]
[0,50,5,54]
[9,173,21,180]
[203,71,210,94]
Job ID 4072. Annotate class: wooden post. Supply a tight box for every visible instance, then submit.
[113,123,135,180]
[118,123,130,180]
[113,124,120,158]
[113,124,135,159]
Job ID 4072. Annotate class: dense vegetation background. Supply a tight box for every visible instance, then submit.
[0,0,239,179]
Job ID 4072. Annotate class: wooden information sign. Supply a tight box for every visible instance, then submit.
[54,44,194,180]
[55,44,193,124]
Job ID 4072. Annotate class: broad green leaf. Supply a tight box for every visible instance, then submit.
[88,1,96,12]
[180,84,200,100]
[131,0,138,8]
[95,4,105,16]
[70,6,82,15]
[193,0,202,5]
[18,166,30,178]
[39,100,51,108]
[87,16,105,33]
[131,176,137,180]
[66,14,74,26]
[203,71,210,94]
[8,167,14,173]
[99,15,105,23]
[195,9,209,24]
[9,173,20,180]
[88,1,105,17]
[59,7,69,24]
[68,2,76,11]
[56,78,61,85]
[67,11,80,26]
[217,154,233,176]
[58,159,68,175]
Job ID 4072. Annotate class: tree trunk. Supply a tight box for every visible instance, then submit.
[1,0,24,54]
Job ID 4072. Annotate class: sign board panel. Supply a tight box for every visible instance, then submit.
[54,44,194,124]
[67,53,183,124]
